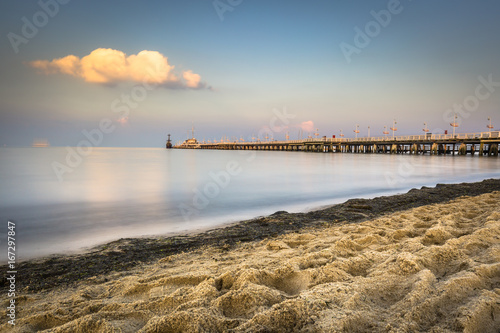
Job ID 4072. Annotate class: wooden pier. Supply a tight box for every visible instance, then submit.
[174,131,500,157]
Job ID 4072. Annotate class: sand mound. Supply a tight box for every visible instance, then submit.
[2,192,499,332]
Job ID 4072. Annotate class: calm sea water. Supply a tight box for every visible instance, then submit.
[1,147,499,261]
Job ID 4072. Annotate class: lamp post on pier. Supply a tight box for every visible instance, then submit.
[450,114,459,137]
[390,119,397,139]
[353,124,360,139]
[487,117,494,132]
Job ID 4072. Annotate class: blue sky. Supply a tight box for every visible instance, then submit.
[1,0,499,147]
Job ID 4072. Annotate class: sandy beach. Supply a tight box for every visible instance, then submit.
[1,179,499,332]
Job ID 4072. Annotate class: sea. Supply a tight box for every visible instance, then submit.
[1,147,499,261]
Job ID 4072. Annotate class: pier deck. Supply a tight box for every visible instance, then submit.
[174,131,500,156]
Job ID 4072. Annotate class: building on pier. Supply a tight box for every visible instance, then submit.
[178,125,200,148]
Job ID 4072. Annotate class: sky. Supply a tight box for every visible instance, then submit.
[0,0,499,147]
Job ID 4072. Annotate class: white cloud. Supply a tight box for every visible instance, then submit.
[29,48,207,89]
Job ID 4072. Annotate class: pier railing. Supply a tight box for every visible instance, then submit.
[248,131,499,145]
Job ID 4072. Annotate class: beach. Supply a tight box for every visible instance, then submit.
[1,179,499,332]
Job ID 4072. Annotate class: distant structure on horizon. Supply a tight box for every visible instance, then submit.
[166,134,172,149]
[32,139,50,148]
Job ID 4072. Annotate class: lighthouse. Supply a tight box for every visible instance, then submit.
[166,134,172,149]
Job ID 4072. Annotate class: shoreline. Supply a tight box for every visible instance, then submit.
[1,178,499,294]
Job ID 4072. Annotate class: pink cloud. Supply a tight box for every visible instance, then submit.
[299,121,315,132]
[117,117,129,126]
[182,70,201,88]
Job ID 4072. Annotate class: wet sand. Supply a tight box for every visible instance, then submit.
[1,179,499,332]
